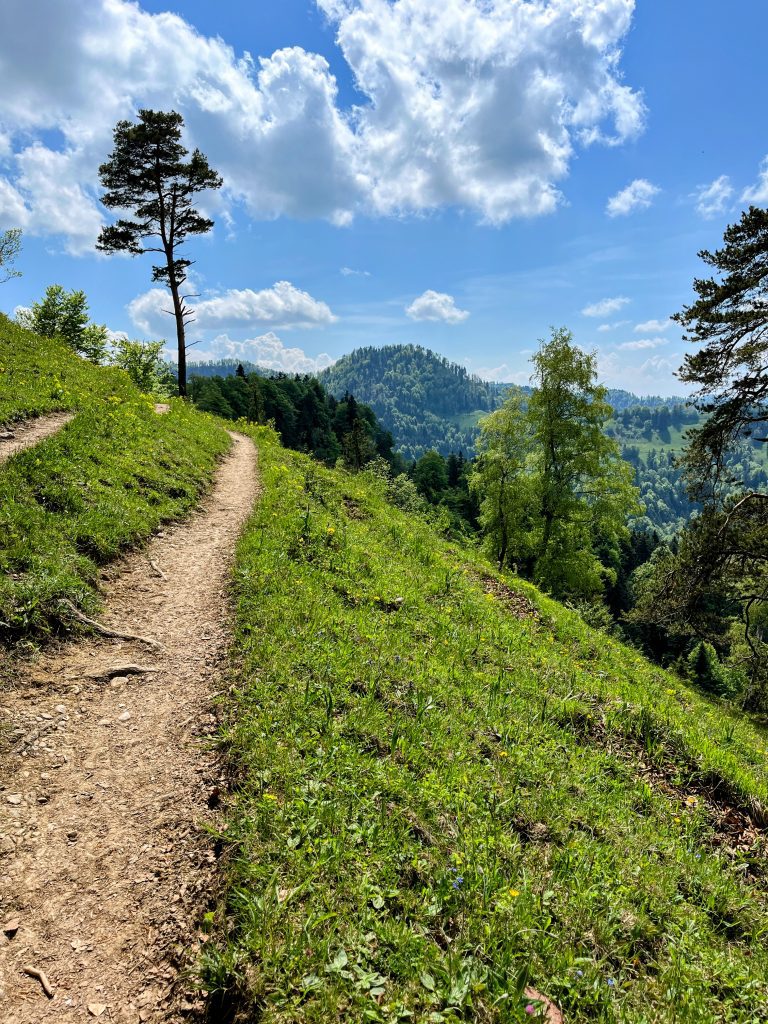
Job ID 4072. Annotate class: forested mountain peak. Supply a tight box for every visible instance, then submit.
[319,344,507,458]
[321,344,499,416]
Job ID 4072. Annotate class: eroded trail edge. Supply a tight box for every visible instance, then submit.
[0,413,75,465]
[0,431,259,1023]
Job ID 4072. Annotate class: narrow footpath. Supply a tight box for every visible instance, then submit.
[0,413,75,465]
[0,431,259,1023]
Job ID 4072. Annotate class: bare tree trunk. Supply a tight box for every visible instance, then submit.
[167,269,187,398]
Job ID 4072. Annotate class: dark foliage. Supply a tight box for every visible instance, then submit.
[188,371,401,472]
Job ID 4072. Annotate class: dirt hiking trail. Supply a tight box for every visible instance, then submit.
[0,431,259,1022]
[0,413,75,465]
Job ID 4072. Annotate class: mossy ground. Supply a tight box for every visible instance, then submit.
[0,317,230,640]
[206,425,768,1024]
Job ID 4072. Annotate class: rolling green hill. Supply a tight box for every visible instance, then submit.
[319,345,680,460]
[206,425,768,1024]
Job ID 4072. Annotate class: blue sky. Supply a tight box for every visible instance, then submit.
[1,0,767,394]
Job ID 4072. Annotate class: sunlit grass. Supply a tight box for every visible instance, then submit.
[205,425,768,1024]
[0,316,229,640]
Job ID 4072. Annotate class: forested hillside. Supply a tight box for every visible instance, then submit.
[319,344,508,458]
[187,370,400,471]
[610,404,768,538]
[318,344,681,460]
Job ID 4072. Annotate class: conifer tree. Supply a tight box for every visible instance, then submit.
[97,110,222,396]
[676,205,768,495]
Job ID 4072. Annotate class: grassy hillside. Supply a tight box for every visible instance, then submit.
[0,316,230,640]
[206,426,768,1023]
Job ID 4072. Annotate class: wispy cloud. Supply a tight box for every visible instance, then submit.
[582,296,631,318]
[597,319,630,332]
[606,178,660,217]
[617,336,668,351]
[693,175,733,219]
[742,155,768,204]
[634,318,673,333]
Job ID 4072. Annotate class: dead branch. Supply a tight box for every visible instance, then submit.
[58,600,164,650]
[23,965,54,998]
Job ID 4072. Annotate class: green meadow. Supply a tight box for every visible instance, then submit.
[204,425,768,1024]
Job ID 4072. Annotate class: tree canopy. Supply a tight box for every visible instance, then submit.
[632,207,768,707]
[16,284,107,363]
[0,228,22,284]
[676,205,768,496]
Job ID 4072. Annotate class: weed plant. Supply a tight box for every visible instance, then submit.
[207,425,768,1024]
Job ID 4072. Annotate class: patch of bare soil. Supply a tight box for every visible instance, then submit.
[0,413,74,465]
[478,572,539,620]
[0,431,259,1023]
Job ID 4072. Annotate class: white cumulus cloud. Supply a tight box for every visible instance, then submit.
[0,175,29,226]
[203,332,336,374]
[406,290,470,324]
[194,282,337,329]
[128,281,335,335]
[693,175,733,219]
[742,156,768,205]
[582,296,630,318]
[606,178,659,217]
[0,0,645,248]
[634,318,672,333]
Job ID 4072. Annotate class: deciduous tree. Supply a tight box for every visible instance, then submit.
[0,228,22,284]
[472,328,641,599]
[17,284,107,363]
[110,338,175,396]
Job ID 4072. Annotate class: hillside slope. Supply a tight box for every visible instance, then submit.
[319,345,682,460]
[0,315,230,639]
[207,426,768,1024]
